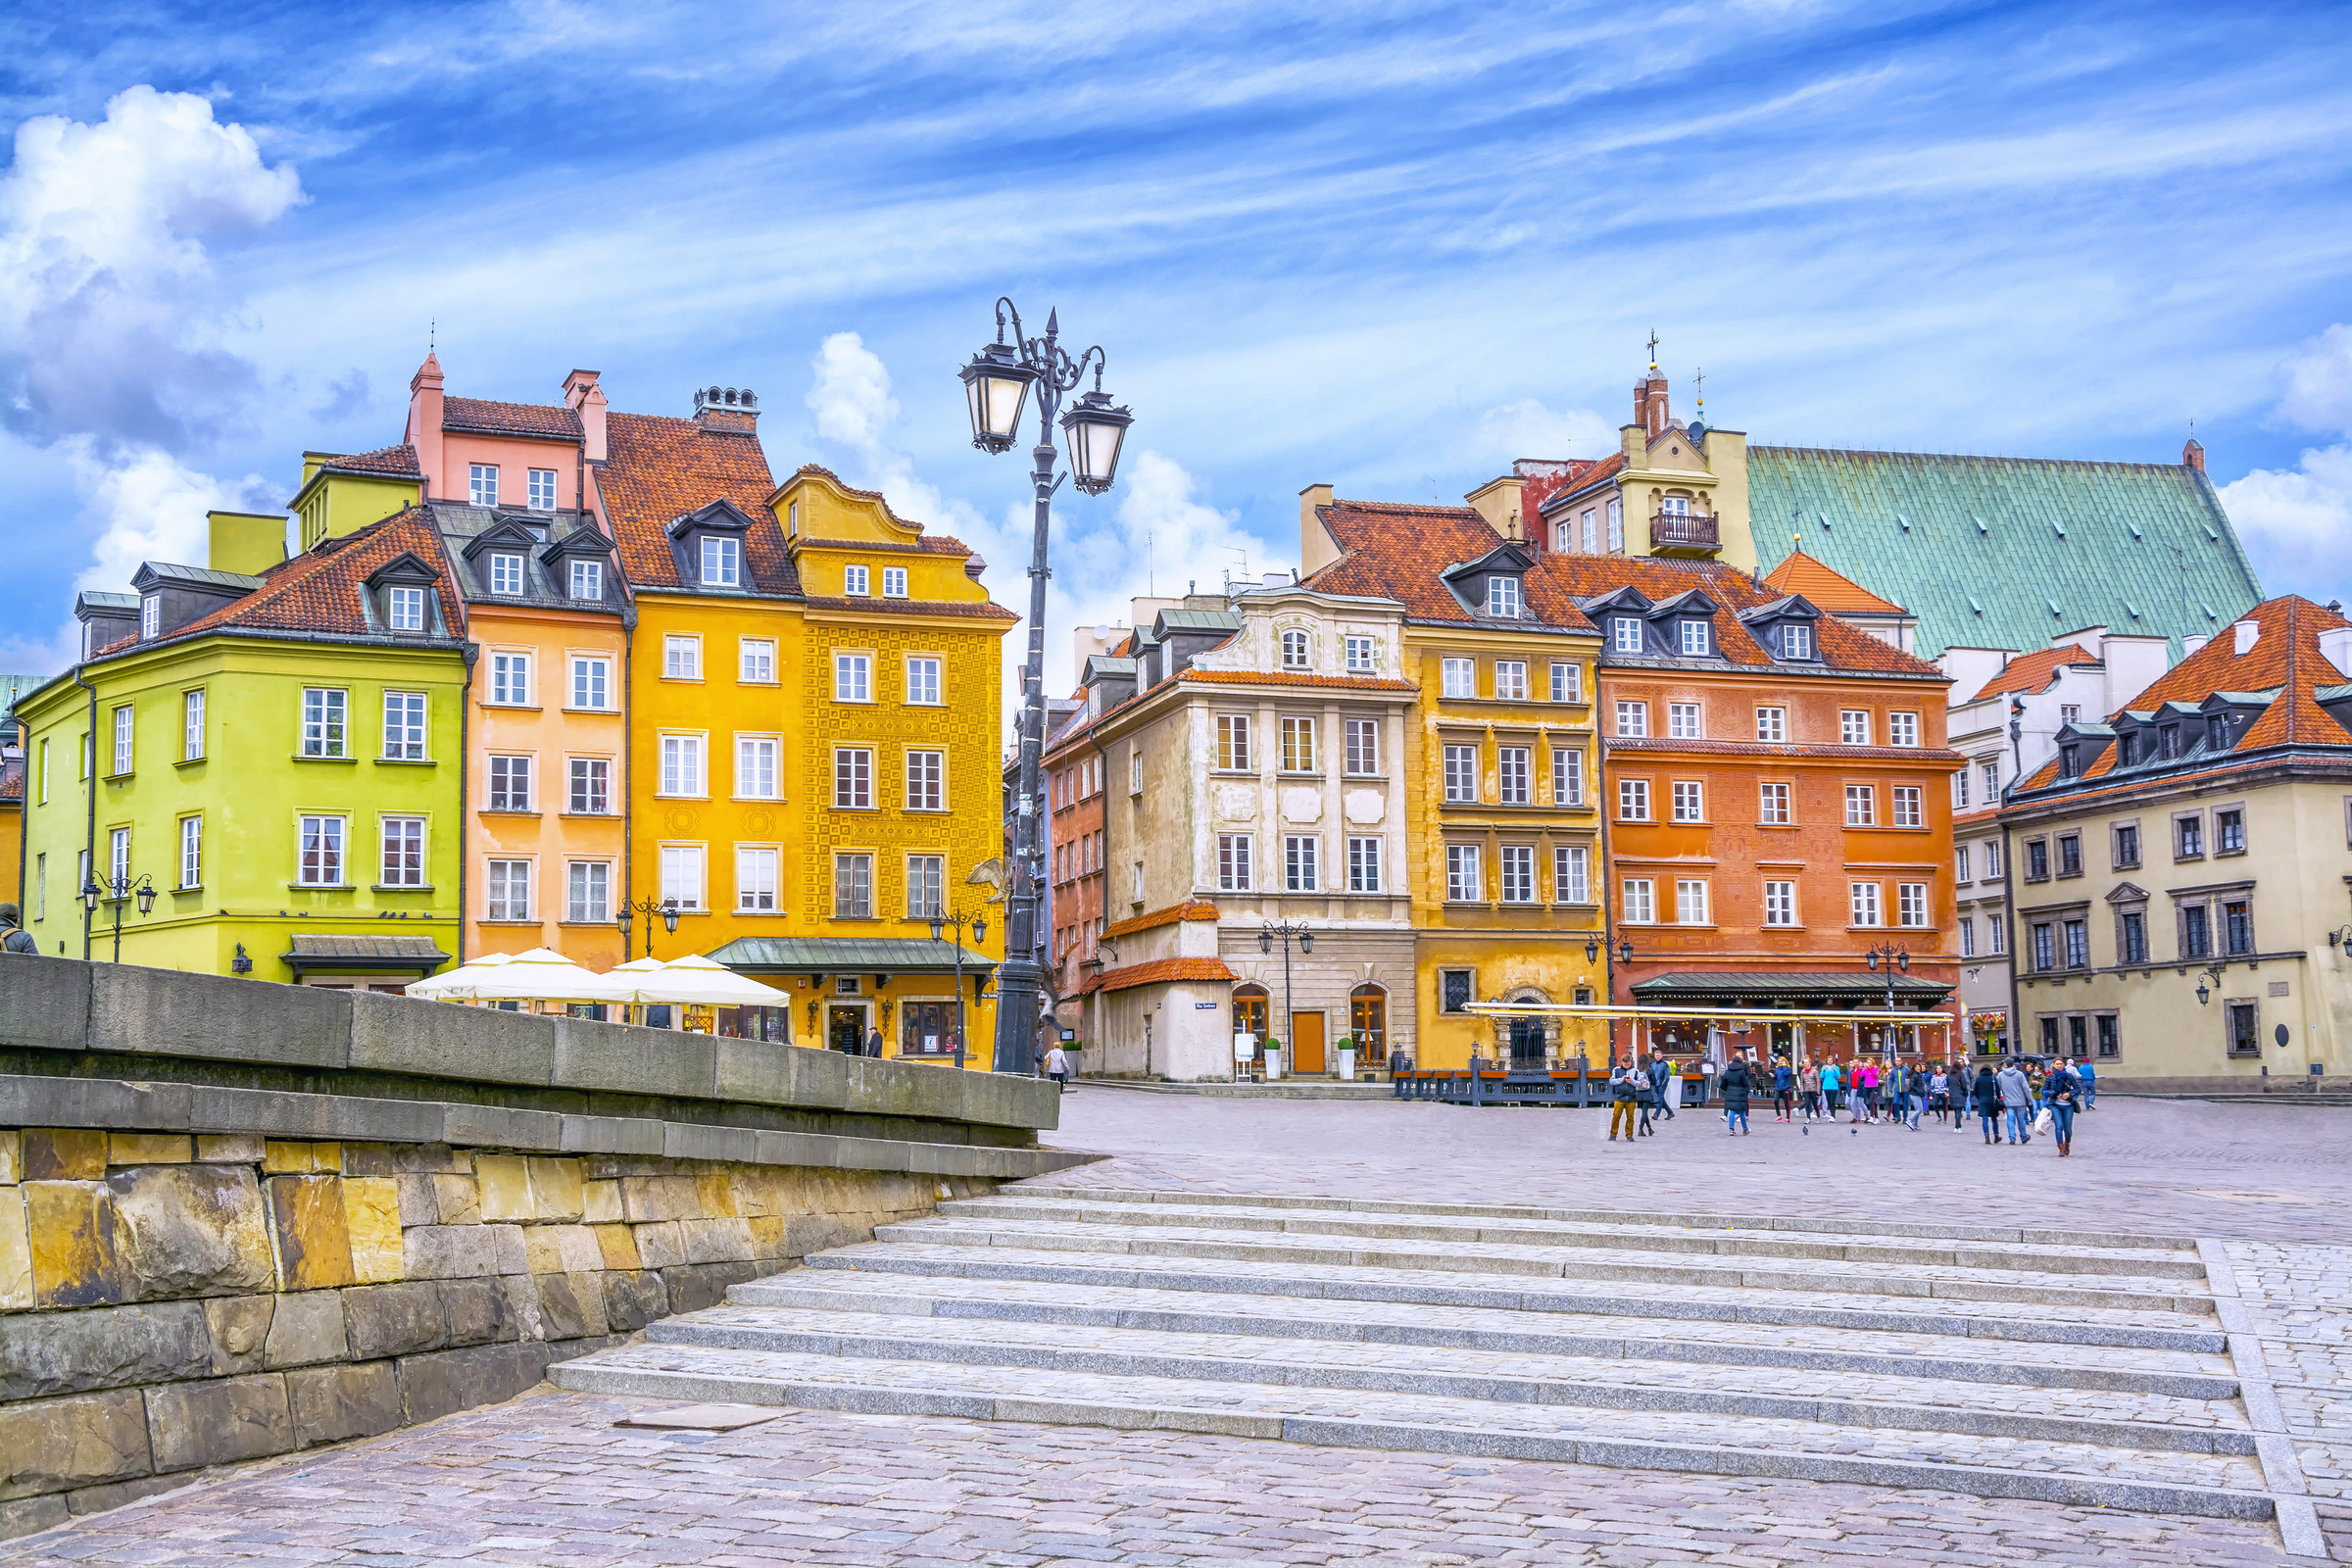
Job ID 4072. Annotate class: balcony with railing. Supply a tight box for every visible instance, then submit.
[1648,509,1721,555]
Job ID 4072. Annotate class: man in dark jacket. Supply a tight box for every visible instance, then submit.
[1719,1053,1753,1136]
[0,905,36,955]
[1970,1062,2004,1144]
[1646,1054,1675,1121]
[1607,1057,1640,1142]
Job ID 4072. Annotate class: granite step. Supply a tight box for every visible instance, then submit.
[547,1339,2273,1520]
[724,1267,2239,1398]
[647,1303,2252,1447]
[940,1196,2208,1279]
[808,1241,2229,1348]
[873,1215,2216,1314]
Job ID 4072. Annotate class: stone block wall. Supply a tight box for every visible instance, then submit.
[0,1125,978,1537]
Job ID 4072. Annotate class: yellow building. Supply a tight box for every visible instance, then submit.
[1302,488,1608,1070]
[603,402,1015,1063]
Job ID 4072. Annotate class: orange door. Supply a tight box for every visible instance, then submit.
[1291,1010,1326,1074]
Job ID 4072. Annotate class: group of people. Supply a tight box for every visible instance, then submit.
[1606,1047,2092,1156]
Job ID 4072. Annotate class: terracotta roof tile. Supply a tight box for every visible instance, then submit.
[801,596,1017,621]
[600,412,792,594]
[324,443,421,477]
[1533,453,1629,514]
[442,396,582,440]
[1178,669,1417,691]
[1971,646,2104,701]
[1089,956,1236,994]
[153,510,463,645]
[1102,901,1221,940]
[1760,551,1908,615]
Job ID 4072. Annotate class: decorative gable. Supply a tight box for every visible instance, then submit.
[1736,593,1825,663]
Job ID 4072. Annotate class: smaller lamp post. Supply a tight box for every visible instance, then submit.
[82,872,155,964]
[929,907,989,1070]
[1585,929,1636,1067]
[1258,921,1314,1073]
[2194,960,2229,1005]
[618,896,681,962]
[1863,943,1911,1055]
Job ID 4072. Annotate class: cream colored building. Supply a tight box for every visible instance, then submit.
[2001,596,2352,1089]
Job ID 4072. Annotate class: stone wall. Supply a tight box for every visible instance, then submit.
[0,1125,972,1536]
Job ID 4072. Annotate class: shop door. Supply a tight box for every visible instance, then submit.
[828,1005,866,1054]
[1508,1017,1547,1067]
[1290,1010,1326,1074]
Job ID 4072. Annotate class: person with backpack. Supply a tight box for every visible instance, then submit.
[1997,1060,2034,1145]
[1719,1052,1753,1136]
[1772,1057,1795,1122]
[0,905,36,955]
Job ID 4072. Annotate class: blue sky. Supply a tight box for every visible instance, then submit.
[4,0,2349,718]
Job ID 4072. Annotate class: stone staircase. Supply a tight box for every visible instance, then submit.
[549,1185,2289,1525]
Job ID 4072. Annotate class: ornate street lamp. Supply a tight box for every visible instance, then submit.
[929,907,989,1070]
[82,872,155,963]
[960,298,1133,1075]
[1257,922,1312,1073]
[618,896,680,962]
[1863,943,1912,1054]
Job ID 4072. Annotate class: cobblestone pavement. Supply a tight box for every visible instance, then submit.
[9,1097,2350,1566]
[0,1390,2314,1568]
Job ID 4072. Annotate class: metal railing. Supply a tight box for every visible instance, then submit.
[1649,511,1720,550]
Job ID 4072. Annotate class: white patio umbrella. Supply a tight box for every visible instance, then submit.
[403,949,518,1000]
[618,953,790,1007]
[410,948,628,1004]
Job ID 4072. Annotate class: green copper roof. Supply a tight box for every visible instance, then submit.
[1747,448,2263,661]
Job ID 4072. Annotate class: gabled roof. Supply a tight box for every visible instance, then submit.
[1532,452,1629,513]
[1760,550,1907,615]
[441,397,582,441]
[428,505,616,611]
[2013,595,2352,795]
[134,510,465,648]
[600,412,794,595]
[1966,646,2104,702]
[1748,446,2260,660]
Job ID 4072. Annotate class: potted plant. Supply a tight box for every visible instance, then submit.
[1263,1036,1285,1080]
[1335,1034,1357,1081]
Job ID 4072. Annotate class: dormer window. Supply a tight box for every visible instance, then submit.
[1784,623,1812,660]
[488,553,524,596]
[1487,576,1522,617]
[141,595,160,639]
[2159,723,2180,759]
[1679,619,1711,657]
[701,536,740,587]
[845,564,869,596]
[1611,616,1642,654]
[2207,714,2231,751]
[882,566,907,598]
[567,560,604,602]
[388,585,426,632]
[1281,629,1309,668]
[2119,732,2137,766]
[2060,743,2079,778]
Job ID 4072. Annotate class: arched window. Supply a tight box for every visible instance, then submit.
[1280,629,1309,669]
[1232,985,1269,1041]
[1349,984,1387,1064]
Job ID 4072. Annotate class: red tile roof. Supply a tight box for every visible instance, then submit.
[600,412,791,594]
[1305,499,1944,680]
[1102,901,1221,940]
[801,596,1017,621]
[1760,551,1907,615]
[2012,595,2352,794]
[1970,646,2103,701]
[442,397,582,441]
[1177,669,1418,691]
[160,510,462,644]
[1532,453,1628,514]
[1089,956,1236,994]
[323,443,421,477]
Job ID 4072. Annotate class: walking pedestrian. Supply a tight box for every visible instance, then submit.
[1648,1053,1676,1121]
[1901,1062,1925,1129]
[1819,1058,1842,1121]
[1971,1060,2003,1143]
[2046,1056,2082,1155]
[1635,1057,1658,1137]
[1607,1058,1640,1142]
[1798,1059,1822,1121]
[2078,1055,2097,1110]
[1720,1052,1753,1136]
[1664,1059,1685,1116]
[1773,1057,1795,1121]
[1997,1059,2034,1145]
[1044,1042,1071,1090]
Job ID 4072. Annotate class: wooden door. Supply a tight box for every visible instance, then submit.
[1291,1010,1326,1074]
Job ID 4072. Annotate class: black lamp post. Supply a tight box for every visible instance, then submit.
[82,872,156,964]
[1257,921,1313,1071]
[2194,960,2229,1005]
[960,298,1132,1076]
[1584,929,1635,1066]
[1863,942,1911,1054]
[928,907,989,1070]
[618,896,680,962]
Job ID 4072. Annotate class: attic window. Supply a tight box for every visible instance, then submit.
[1678,619,1711,657]
[1782,623,1812,661]
[1281,629,1309,668]
[140,594,160,639]
[883,566,908,598]
[488,553,524,596]
[701,536,740,587]
[567,561,604,602]
[2207,713,2232,752]
[387,586,426,632]
[845,564,869,596]
[1611,616,1642,654]
[2119,732,2138,766]
[1487,577,1522,617]
[2060,744,2079,778]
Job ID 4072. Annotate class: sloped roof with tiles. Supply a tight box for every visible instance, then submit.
[442,397,582,441]
[320,443,421,477]
[1967,646,2105,702]
[1747,447,2261,662]
[1103,901,1222,941]
[600,412,794,594]
[1307,499,1945,681]
[1760,550,1907,615]
[2012,595,2352,801]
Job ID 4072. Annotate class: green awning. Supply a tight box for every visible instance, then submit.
[704,936,996,976]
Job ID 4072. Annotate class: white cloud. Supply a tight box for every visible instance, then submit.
[69,441,276,595]
[1469,398,1618,463]
[0,85,302,450]
[2218,443,2352,560]
[806,329,985,537]
[2278,322,2352,436]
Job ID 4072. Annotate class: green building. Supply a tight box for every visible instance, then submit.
[16,511,467,985]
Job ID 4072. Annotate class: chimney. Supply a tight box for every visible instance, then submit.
[564,369,608,462]
[2232,618,2259,656]
[692,384,760,434]
[2183,438,2205,473]
[1465,475,1525,542]
[2319,625,2352,678]
[406,351,445,499]
[1299,482,1341,575]
[1635,368,1669,439]
[2181,632,2210,659]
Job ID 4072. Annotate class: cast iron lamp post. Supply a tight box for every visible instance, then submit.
[2194,960,2229,1005]
[1864,942,1911,1054]
[959,298,1133,1075]
[618,896,680,962]
[1585,930,1636,1067]
[1257,922,1313,1069]
[928,907,989,1071]
[82,872,156,963]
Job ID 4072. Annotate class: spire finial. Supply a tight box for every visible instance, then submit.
[429,318,435,354]
[1693,366,1705,417]
[1645,329,1659,369]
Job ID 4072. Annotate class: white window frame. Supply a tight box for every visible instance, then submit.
[1755,706,1786,743]
[660,845,706,910]
[568,657,611,710]
[297,814,347,887]
[1621,876,1655,923]
[111,704,132,775]
[488,552,524,596]
[468,464,499,507]
[1498,844,1536,904]
[1346,635,1376,672]
[1216,714,1251,771]
[700,535,741,587]
[1494,661,1529,701]
[1850,881,1883,927]
[1671,780,1703,822]
[1676,878,1709,925]
[1441,658,1475,699]
[182,690,206,762]
[567,757,612,815]
[737,846,780,913]
[1611,615,1642,653]
[1892,785,1923,828]
[906,749,945,810]
[566,560,602,602]
[1667,702,1701,739]
[485,859,532,922]
[1446,844,1483,904]
[663,635,702,680]
[1763,879,1795,927]
[383,690,427,760]
[737,736,780,801]
[834,746,874,808]
[1348,836,1383,893]
[1281,629,1310,668]
[1840,709,1871,746]
[1679,619,1710,657]
[1615,701,1647,737]
[1443,744,1478,803]
[1280,716,1318,773]
[566,860,612,923]
[659,733,706,798]
[140,594,160,639]
[301,688,348,759]
[379,816,425,888]
[1897,882,1930,928]
[1760,781,1790,825]
[1845,784,1876,826]
[487,754,533,811]
[1497,746,1531,805]
[528,467,559,511]
[1549,662,1581,703]
[388,584,426,631]
[1345,718,1380,776]
[739,638,776,684]
[1618,778,1650,820]
[905,656,943,706]
[882,565,908,599]
[1554,845,1590,904]
[1284,834,1320,892]
[1551,747,1583,806]
[907,855,947,919]
[1487,576,1521,616]
[834,653,872,703]
[1889,711,1920,748]
[178,814,202,890]
[489,653,533,706]
[1218,833,1253,892]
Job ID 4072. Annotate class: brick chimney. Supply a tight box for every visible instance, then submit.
[693,384,760,434]
[564,368,608,462]
[1633,368,1669,439]
[405,351,444,498]
[2182,437,2205,472]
